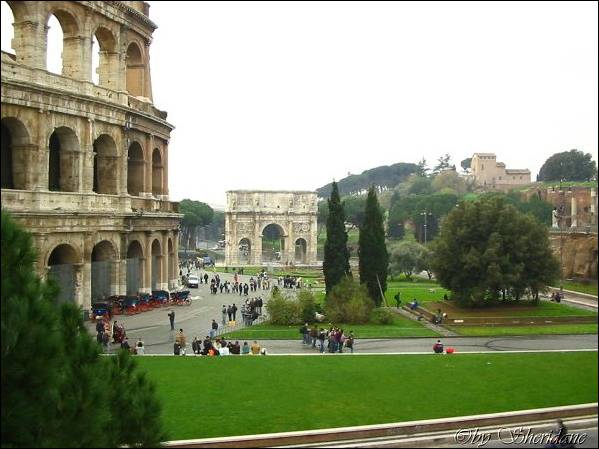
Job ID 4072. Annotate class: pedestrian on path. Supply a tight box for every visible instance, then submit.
[168,310,175,331]
[232,304,238,321]
[221,305,227,326]
[210,319,218,339]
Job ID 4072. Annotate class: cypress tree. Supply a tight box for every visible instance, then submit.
[323,182,351,295]
[359,186,389,306]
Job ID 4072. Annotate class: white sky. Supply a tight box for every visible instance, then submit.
[2,1,598,208]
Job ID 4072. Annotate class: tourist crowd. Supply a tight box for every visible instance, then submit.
[300,323,356,354]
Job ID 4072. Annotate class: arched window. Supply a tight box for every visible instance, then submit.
[152,148,163,196]
[238,238,251,264]
[49,127,79,192]
[46,14,63,74]
[46,9,79,78]
[47,243,79,303]
[93,27,117,87]
[93,134,118,194]
[1,117,31,190]
[126,240,144,295]
[1,2,15,55]
[127,142,144,196]
[91,240,116,301]
[126,42,144,97]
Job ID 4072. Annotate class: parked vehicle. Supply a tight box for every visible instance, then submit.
[186,275,199,288]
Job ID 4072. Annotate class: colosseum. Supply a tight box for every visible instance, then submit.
[1,1,181,317]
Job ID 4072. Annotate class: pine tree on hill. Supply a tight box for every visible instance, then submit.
[323,182,351,295]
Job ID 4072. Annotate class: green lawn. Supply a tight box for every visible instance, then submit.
[424,300,597,318]
[450,324,598,336]
[136,352,598,441]
[560,281,598,297]
[222,315,437,339]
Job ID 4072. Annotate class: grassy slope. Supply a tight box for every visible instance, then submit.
[138,352,598,441]
[560,281,598,297]
[222,315,437,339]
[450,324,598,336]
[423,300,598,318]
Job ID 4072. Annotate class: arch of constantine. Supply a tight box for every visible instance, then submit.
[1,1,181,316]
[224,191,318,266]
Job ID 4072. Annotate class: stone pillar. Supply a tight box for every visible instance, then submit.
[571,197,578,228]
[309,215,318,264]
[162,143,169,198]
[36,110,49,190]
[73,262,90,314]
[253,221,262,265]
[591,189,597,226]
[116,258,127,295]
[62,35,91,81]
[143,134,154,198]
[161,233,169,291]
[12,20,47,69]
[172,230,180,288]
[98,51,121,90]
[142,235,152,293]
[286,222,294,265]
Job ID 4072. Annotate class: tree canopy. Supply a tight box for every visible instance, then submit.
[317,162,419,197]
[430,196,560,305]
[537,149,597,182]
[179,199,215,250]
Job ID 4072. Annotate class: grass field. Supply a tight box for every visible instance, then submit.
[136,352,598,441]
[222,315,437,339]
[560,281,598,297]
[423,300,597,318]
[450,324,598,336]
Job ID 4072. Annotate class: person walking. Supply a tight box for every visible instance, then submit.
[394,292,401,308]
[232,303,238,321]
[227,305,233,322]
[210,319,218,339]
[221,305,227,326]
[168,310,175,331]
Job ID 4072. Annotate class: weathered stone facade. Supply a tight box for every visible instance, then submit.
[224,191,318,266]
[549,232,598,280]
[1,1,181,315]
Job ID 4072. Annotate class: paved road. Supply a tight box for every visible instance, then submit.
[87,268,598,355]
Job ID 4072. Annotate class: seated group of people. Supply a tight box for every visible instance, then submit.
[179,337,266,356]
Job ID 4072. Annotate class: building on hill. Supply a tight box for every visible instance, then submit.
[1,1,181,317]
[470,153,531,190]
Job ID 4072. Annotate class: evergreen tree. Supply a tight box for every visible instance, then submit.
[323,182,351,295]
[358,186,389,306]
[1,211,64,447]
[106,351,166,447]
[1,211,166,447]
[431,196,560,305]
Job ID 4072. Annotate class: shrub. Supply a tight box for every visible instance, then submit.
[370,308,395,324]
[265,289,302,325]
[325,277,373,324]
[297,289,321,323]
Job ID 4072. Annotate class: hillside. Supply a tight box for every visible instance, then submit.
[316,162,419,198]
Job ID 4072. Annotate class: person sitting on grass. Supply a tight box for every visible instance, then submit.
[242,341,250,355]
[410,299,419,310]
[251,340,261,355]
[433,339,444,354]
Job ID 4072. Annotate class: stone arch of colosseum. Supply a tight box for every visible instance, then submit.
[224,190,318,266]
[2,1,181,317]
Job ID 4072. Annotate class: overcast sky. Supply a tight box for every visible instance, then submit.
[2,1,598,208]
